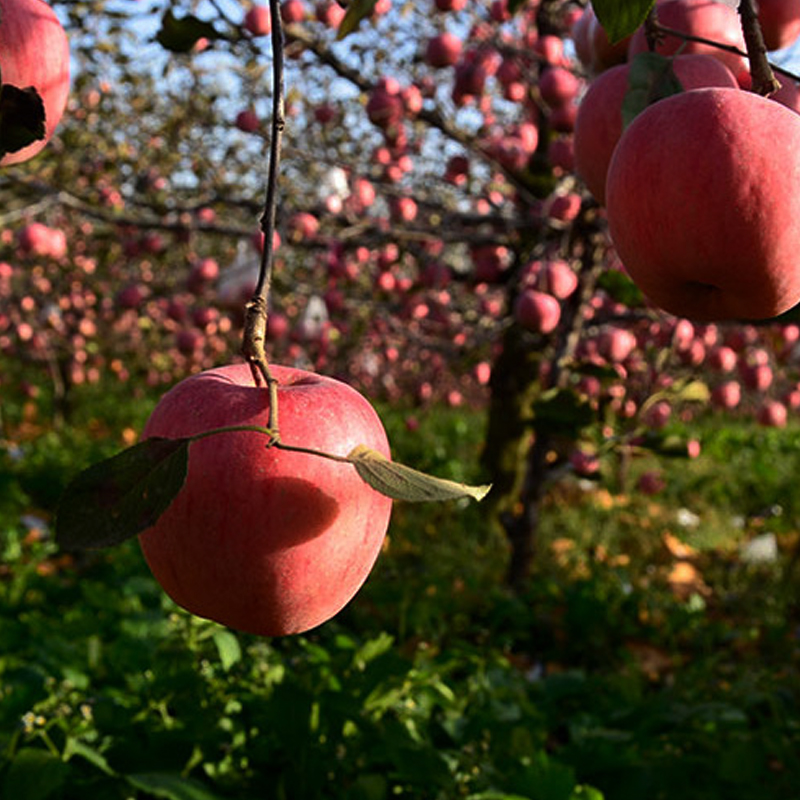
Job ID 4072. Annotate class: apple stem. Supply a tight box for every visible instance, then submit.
[241,0,286,397]
[186,424,352,464]
[738,0,780,96]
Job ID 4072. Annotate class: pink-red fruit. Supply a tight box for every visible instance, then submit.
[138,363,393,637]
[757,0,800,51]
[606,88,800,321]
[628,0,749,84]
[0,0,70,165]
[574,54,738,205]
[243,5,271,35]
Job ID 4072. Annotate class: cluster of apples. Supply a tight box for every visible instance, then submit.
[573,0,800,323]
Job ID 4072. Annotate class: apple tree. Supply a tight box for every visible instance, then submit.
[5,0,800,615]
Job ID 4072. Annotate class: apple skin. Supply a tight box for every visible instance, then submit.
[138,363,393,637]
[0,0,71,166]
[606,88,800,321]
[243,5,271,36]
[628,0,749,84]
[757,0,800,52]
[574,54,738,205]
[425,32,462,68]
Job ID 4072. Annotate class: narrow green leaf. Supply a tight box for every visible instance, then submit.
[126,772,225,800]
[337,0,377,39]
[63,738,117,777]
[347,445,491,503]
[155,10,219,53]
[0,84,45,159]
[592,0,653,44]
[55,437,190,550]
[622,51,684,129]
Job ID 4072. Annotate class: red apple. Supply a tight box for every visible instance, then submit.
[758,399,788,427]
[628,0,749,84]
[17,221,67,258]
[0,0,71,166]
[606,88,800,321]
[711,380,741,409]
[243,5,271,36]
[514,289,561,334]
[235,109,260,133]
[574,54,738,204]
[281,0,306,24]
[315,0,346,28]
[425,32,462,68]
[540,259,578,300]
[598,325,638,363]
[138,363,393,637]
[434,0,466,11]
[757,0,800,51]
[538,66,581,109]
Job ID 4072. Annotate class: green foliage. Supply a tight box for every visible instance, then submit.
[591,0,654,44]
[622,52,685,129]
[337,0,379,39]
[2,400,800,800]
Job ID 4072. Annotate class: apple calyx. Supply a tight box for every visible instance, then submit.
[55,423,491,552]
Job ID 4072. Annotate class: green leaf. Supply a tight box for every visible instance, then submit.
[126,772,225,800]
[337,0,377,39]
[572,788,605,800]
[1,748,69,800]
[507,0,528,14]
[62,738,117,777]
[347,445,491,503]
[596,268,644,308]
[673,379,710,404]
[55,437,190,550]
[212,629,242,671]
[0,84,46,160]
[532,388,595,439]
[592,0,654,44]
[155,10,219,53]
[622,51,684,129]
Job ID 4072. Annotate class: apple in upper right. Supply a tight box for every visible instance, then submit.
[606,87,800,322]
[627,0,749,85]
[757,0,800,51]
[0,0,71,166]
[574,54,738,205]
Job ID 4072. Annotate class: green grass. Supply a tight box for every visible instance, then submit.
[1,389,799,800]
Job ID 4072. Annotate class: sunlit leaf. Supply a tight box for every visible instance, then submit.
[55,437,190,550]
[337,0,377,39]
[347,445,491,503]
[592,0,654,44]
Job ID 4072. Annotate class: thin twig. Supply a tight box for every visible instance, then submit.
[738,0,780,95]
[241,0,286,392]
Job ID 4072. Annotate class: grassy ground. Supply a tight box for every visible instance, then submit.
[1,383,799,800]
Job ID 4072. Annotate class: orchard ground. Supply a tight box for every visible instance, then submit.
[1,378,800,800]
